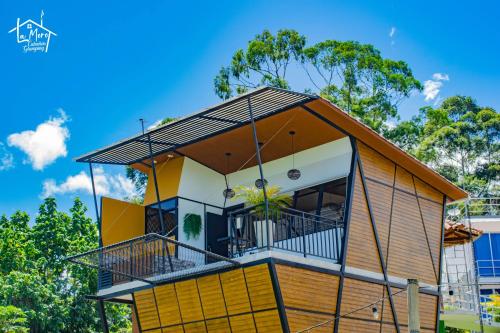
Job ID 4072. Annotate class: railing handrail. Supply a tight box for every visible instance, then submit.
[66,233,240,265]
[228,203,343,226]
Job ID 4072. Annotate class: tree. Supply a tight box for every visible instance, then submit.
[388,96,499,196]
[214,29,305,99]
[0,198,132,332]
[0,305,29,333]
[214,29,422,133]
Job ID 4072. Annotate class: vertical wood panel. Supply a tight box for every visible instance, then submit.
[244,264,276,311]
[388,191,437,285]
[205,317,231,332]
[155,284,182,327]
[358,142,395,185]
[197,274,227,319]
[253,309,282,332]
[175,279,204,323]
[134,288,160,330]
[346,166,383,273]
[220,269,252,315]
[276,264,338,314]
[228,313,256,332]
[183,321,207,333]
[394,167,415,194]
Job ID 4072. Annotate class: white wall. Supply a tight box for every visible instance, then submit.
[226,136,352,206]
[175,136,352,250]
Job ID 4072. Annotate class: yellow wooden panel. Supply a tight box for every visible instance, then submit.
[340,278,384,322]
[144,157,184,205]
[154,284,182,326]
[244,264,277,311]
[134,289,160,330]
[197,274,227,319]
[183,321,207,333]
[175,279,204,323]
[276,264,338,314]
[101,197,144,246]
[206,317,231,332]
[358,142,395,186]
[253,309,282,332]
[229,313,256,332]
[220,269,252,315]
[286,309,334,333]
[162,325,184,333]
[395,166,415,194]
[145,330,162,333]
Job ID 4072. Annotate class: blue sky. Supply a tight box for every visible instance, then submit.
[0,0,499,220]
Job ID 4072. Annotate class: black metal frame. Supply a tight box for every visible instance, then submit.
[76,87,317,165]
[333,136,358,333]
[356,148,400,333]
[268,262,290,332]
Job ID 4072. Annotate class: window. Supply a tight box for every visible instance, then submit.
[293,178,347,220]
[145,198,178,235]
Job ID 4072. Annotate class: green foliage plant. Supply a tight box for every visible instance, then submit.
[183,213,202,240]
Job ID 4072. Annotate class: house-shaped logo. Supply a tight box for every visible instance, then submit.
[8,10,57,53]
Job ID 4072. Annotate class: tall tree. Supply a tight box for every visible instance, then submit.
[0,198,132,332]
[214,29,421,133]
[214,29,306,99]
[388,96,499,196]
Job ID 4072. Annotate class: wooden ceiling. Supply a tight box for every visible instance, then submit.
[132,106,345,174]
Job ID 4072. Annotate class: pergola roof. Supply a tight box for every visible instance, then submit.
[75,87,317,165]
[75,86,468,201]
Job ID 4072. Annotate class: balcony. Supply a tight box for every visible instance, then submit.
[229,204,343,261]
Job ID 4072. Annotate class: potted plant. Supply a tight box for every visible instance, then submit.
[183,213,202,240]
[233,185,291,248]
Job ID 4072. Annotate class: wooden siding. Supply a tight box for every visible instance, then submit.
[275,264,338,332]
[345,165,383,273]
[352,142,444,287]
[133,263,281,332]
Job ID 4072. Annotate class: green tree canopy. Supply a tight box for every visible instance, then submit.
[388,96,499,196]
[214,29,422,133]
[0,198,131,332]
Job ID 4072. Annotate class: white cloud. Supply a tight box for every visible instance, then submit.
[7,109,69,170]
[432,73,449,81]
[389,27,396,38]
[41,167,138,199]
[0,143,14,171]
[423,73,450,102]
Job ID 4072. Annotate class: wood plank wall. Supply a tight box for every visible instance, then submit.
[133,263,282,333]
[339,142,444,332]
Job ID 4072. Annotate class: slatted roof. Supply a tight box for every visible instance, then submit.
[76,87,317,165]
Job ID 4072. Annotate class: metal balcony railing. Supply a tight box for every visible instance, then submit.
[229,204,344,262]
[447,197,500,222]
[67,233,239,289]
[477,259,500,278]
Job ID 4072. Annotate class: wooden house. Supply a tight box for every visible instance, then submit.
[70,87,467,332]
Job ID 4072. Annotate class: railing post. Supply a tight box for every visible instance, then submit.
[301,212,307,257]
[129,241,134,281]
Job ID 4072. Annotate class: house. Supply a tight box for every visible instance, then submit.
[69,87,468,332]
[441,198,500,329]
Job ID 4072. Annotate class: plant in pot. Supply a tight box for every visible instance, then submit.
[183,213,202,240]
[233,185,292,248]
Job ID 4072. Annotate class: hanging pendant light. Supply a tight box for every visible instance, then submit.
[223,152,235,199]
[287,131,301,180]
[255,178,268,189]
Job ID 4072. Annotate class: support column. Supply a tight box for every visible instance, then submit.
[247,97,271,250]
[146,133,174,272]
[407,279,420,333]
[333,137,358,333]
[89,162,102,247]
[98,300,110,333]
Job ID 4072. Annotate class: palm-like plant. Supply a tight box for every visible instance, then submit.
[233,185,292,215]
